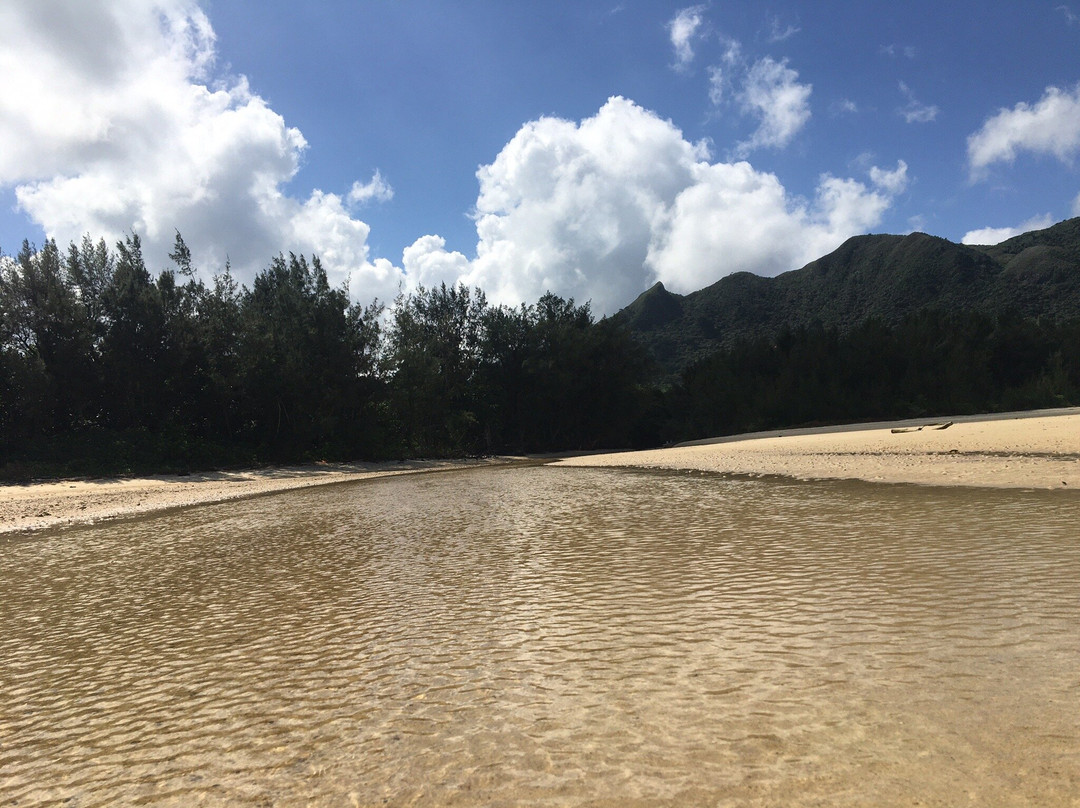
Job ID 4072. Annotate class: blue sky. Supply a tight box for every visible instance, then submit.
[2,1,1079,313]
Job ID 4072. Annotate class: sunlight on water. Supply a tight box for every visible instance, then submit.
[2,466,1079,806]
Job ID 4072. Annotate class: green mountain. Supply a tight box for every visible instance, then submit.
[615,217,1080,374]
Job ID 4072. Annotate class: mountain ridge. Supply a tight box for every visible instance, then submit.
[614,217,1080,374]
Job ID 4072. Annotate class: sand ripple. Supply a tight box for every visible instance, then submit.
[2,467,1079,805]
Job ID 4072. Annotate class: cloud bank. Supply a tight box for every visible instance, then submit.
[406,98,908,314]
[0,2,907,316]
[0,0,401,299]
[961,214,1054,245]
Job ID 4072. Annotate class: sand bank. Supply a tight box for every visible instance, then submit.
[557,409,1080,490]
[0,458,517,535]
[5,410,1077,534]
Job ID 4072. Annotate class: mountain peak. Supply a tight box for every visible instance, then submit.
[617,280,684,332]
[616,217,1080,375]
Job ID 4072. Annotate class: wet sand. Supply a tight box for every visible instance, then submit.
[4,409,1077,535]
[557,408,1080,490]
[0,458,518,535]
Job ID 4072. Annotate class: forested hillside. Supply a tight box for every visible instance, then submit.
[617,218,1080,374]
[671,312,1080,438]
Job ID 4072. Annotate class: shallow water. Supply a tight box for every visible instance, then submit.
[2,466,1079,806]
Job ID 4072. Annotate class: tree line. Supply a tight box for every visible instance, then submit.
[2,234,1079,480]
[0,234,653,479]
[669,311,1080,439]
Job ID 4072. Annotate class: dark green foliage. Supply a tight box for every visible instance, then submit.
[2,238,389,475]
[386,283,488,456]
[100,234,168,429]
[618,218,1080,377]
[239,253,362,456]
[479,293,653,452]
[385,286,653,456]
[1,237,651,478]
[664,310,1080,442]
[1,239,101,438]
[618,281,683,332]
[3,217,1080,481]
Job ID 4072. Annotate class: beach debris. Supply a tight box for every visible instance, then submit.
[891,421,954,434]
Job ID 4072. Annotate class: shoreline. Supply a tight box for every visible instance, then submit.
[556,408,1080,491]
[0,457,523,536]
[4,408,1078,535]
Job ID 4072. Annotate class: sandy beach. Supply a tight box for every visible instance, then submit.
[0,458,518,535]
[558,408,1080,490]
[4,409,1078,534]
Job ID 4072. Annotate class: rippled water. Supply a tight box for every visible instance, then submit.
[2,465,1079,806]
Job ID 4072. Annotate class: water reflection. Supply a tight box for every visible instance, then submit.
[2,467,1079,806]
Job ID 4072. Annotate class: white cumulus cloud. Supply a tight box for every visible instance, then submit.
[967,84,1080,179]
[648,166,900,293]
[961,214,1055,245]
[459,97,705,312]
[869,160,909,195]
[736,57,812,155]
[405,98,907,314]
[348,170,394,205]
[0,0,402,301]
[402,235,471,290]
[668,6,707,71]
[1073,193,1080,217]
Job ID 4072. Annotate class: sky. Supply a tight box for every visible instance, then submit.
[2,1,1080,315]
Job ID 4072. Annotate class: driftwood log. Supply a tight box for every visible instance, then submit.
[891,421,953,434]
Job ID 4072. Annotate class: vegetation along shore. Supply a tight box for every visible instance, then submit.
[4,409,1076,536]
[3,218,1080,484]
